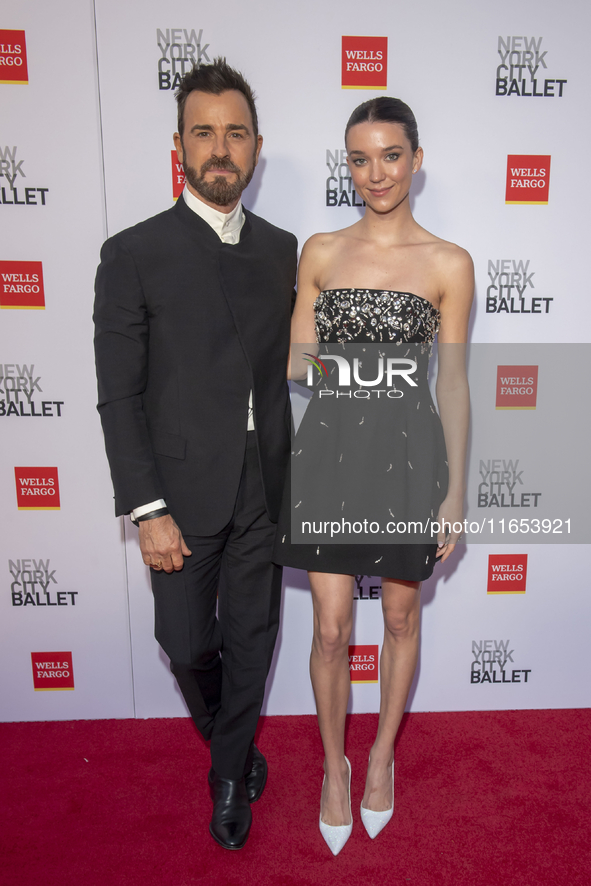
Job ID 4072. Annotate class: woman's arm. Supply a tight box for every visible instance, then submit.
[434,247,474,560]
[288,234,327,379]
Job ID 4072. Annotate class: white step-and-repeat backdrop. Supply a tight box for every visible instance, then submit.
[2,0,590,722]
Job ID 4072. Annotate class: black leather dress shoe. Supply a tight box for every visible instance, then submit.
[245,745,268,803]
[208,769,252,850]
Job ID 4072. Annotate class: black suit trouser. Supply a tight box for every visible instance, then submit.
[151,432,282,780]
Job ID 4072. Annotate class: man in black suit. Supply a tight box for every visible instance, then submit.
[94,59,297,850]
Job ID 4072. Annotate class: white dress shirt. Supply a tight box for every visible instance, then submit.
[182,185,245,243]
[132,187,254,521]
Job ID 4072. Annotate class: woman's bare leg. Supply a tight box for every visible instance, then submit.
[308,571,354,826]
[362,578,421,811]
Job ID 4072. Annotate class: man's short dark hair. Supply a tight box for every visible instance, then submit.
[175,57,259,140]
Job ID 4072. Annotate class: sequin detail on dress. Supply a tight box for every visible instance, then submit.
[314,289,440,344]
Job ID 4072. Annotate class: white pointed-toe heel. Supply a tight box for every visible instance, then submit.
[360,760,394,839]
[319,756,353,856]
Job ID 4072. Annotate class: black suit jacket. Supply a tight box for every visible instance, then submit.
[94,197,297,535]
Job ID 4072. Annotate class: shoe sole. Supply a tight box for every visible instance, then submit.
[209,823,249,850]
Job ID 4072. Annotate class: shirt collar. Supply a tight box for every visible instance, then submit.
[182,187,244,241]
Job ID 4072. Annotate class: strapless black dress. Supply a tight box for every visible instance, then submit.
[273,289,448,580]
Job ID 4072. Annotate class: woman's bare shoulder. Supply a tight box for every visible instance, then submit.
[438,242,474,286]
[418,229,474,276]
[439,238,472,265]
[299,225,362,282]
[302,224,360,254]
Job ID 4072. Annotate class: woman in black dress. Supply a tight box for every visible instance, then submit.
[274,98,473,854]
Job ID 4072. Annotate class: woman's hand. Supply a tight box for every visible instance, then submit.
[434,493,464,562]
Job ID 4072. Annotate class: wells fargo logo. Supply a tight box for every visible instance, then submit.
[342,37,387,90]
[496,365,538,409]
[171,150,185,200]
[31,652,74,691]
[0,261,44,308]
[487,554,528,594]
[14,466,60,509]
[349,644,378,683]
[0,30,28,84]
[505,155,551,204]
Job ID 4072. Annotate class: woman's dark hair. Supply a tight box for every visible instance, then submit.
[345,97,419,153]
[175,57,258,140]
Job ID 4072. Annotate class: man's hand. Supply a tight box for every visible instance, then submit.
[139,514,192,573]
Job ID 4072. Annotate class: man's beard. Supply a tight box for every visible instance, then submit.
[183,153,255,206]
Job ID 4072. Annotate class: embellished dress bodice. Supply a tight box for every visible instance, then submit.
[314,289,440,344]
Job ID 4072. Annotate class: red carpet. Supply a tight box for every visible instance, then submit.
[1,710,590,886]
